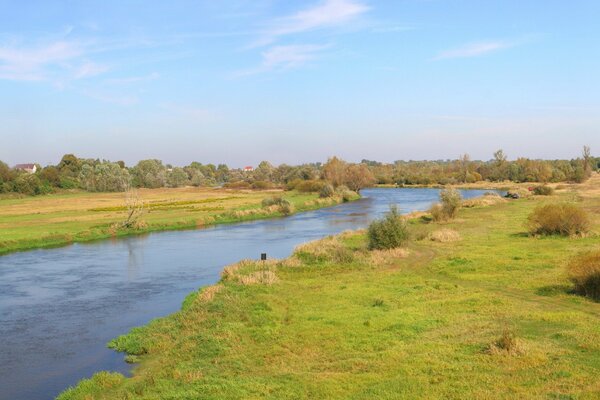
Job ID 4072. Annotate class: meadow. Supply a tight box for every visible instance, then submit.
[58,176,600,399]
[0,188,351,255]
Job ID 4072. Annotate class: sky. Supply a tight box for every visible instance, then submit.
[1,0,599,168]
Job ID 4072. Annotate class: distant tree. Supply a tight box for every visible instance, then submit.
[344,164,376,192]
[131,159,167,188]
[322,156,347,187]
[57,154,81,177]
[253,161,275,182]
[167,167,189,187]
[216,164,230,183]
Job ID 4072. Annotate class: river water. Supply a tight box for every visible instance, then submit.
[0,188,497,400]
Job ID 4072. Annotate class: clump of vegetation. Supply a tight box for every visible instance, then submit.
[487,329,526,356]
[334,185,357,202]
[526,203,590,236]
[429,229,462,243]
[224,181,251,189]
[533,185,554,196]
[289,179,326,193]
[319,183,335,198]
[429,188,462,221]
[294,236,355,264]
[222,259,279,285]
[261,196,294,215]
[462,192,506,208]
[367,205,409,250]
[567,251,600,300]
[250,180,274,190]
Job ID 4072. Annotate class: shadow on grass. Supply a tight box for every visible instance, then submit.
[536,284,573,297]
[509,232,530,238]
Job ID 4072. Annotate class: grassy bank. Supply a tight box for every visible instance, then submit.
[0,188,357,256]
[58,178,600,399]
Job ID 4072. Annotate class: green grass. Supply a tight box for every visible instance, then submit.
[0,189,353,256]
[57,184,600,399]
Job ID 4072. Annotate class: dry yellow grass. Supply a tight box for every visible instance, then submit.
[198,284,223,302]
[221,259,280,285]
[462,193,507,208]
[367,247,410,265]
[429,228,462,242]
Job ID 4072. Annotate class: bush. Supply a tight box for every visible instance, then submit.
[261,196,294,215]
[319,183,335,198]
[224,181,250,189]
[429,188,462,221]
[251,180,274,190]
[278,200,294,215]
[294,179,326,193]
[533,185,554,196]
[367,205,409,250]
[428,203,444,222]
[440,188,462,218]
[527,203,590,236]
[262,196,280,207]
[567,251,600,300]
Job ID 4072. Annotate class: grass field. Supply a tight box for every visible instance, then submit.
[0,188,351,255]
[58,176,600,399]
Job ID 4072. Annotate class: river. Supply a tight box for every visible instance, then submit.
[0,188,498,400]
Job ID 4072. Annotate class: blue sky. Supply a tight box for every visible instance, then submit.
[1,0,599,167]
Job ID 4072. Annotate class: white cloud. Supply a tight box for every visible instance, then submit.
[234,44,330,77]
[433,40,514,60]
[253,0,369,47]
[105,72,160,85]
[74,60,110,79]
[0,40,83,81]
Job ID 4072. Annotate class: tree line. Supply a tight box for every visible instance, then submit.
[0,147,597,196]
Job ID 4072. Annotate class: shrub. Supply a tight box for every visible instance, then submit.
[526,203,590,236]
[278,200,294,216]
[294,179,326,193]
[224,181,250,189]
[367,205,409,250]
[251,180,273,190]
[294,236,354,264]
[262,196,284,207]
[319,183,335,198]
[261,196,294,215]
[567,251,600,300]
[428,203,444,222]
[440,188,462,218]
[533,185,554,196]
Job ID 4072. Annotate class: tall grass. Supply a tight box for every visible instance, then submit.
[526,203,590,236]
[567,251,600,300]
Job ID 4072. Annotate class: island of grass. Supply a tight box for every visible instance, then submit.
[0,187,359,256]
[59,176,600,399]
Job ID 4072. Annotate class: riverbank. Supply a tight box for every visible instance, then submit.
[0,188,358,256]
[59,178,600,399]
[376,179,575,191]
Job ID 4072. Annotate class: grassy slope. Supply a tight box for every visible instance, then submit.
[0,188,352,255]
[60,179,600,399]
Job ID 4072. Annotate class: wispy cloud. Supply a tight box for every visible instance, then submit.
[105,72,160,85]
[81,89,138,106]
[0,40,83,81]
[238,0,368,77]
[74,60,109,79]
[433,40,515,60]
[233,44,330,77]
[252,0,369,47]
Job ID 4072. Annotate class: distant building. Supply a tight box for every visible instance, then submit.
[14,163,37,174]
[243,166,254,172]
